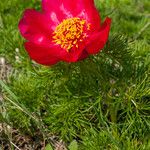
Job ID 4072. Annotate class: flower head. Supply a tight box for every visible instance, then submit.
[19,0,111,66]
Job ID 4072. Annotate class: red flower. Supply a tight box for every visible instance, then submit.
[19,0,111,66]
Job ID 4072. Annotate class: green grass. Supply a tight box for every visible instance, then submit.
[0,0,150,149]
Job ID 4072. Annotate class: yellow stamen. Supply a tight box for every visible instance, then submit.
[53,17,91,52]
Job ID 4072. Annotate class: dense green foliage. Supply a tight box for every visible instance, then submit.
[0,0,150,149]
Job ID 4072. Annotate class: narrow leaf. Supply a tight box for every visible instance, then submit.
[68,140,78,150]
[45,144,53,150]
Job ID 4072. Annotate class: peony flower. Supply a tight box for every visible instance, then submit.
[19,0,111,66]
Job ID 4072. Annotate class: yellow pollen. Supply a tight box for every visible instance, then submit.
[53,17,91,52]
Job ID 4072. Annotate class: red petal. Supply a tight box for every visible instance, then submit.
[77,0,101,31]
[18,9,55,45]
[42,0,69,22]
[42,0,101,31]
[61,42,86,62]
[86,17,111,54]
[25,41,85,65]
[24,42,63,65]
[79,49,89,61]
[62,0,101,31]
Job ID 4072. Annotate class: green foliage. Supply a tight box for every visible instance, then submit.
[81,128,150,150]
[0,0,150,149]
[68,140,78,150]
[45,144,53,150]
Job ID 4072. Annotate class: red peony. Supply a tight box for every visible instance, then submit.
[19,0,111,66]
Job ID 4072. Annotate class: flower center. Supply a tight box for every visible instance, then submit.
[53,17,90,52]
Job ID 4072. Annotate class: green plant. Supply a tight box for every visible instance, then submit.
[0,0,149,149]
